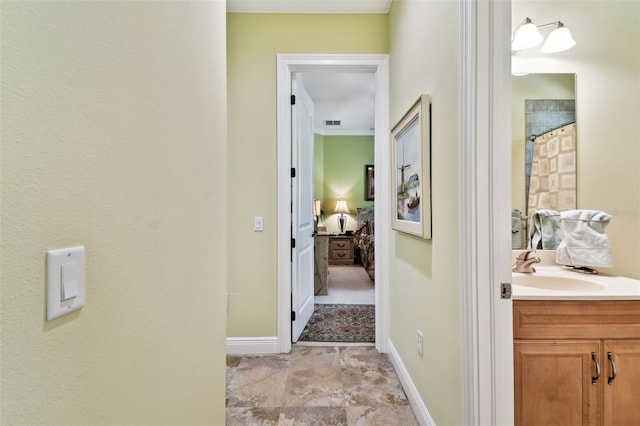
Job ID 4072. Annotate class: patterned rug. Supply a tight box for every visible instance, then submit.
[298,304,375,343]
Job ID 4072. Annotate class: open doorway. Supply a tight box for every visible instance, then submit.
[276,54,390,354]
[296,71,377,343]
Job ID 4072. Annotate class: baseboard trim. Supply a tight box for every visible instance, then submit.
[226,337,279,355]
[387,339,436,426]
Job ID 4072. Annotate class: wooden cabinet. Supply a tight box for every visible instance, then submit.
[513,300,640,426]
[328,235,354,265]
[314,234,329,295]
[602,340,640,425]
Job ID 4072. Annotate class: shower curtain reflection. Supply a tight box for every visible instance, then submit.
[526,121,577,224]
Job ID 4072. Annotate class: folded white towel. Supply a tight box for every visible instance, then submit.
[529,209,562,250]
[556,210,613,268]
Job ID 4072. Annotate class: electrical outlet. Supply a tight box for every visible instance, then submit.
[417,330,423,357]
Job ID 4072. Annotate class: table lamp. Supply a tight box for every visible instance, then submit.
[334,198,350,234]
[313,199,321,233]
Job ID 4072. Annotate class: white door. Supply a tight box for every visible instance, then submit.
[291,74,315,342]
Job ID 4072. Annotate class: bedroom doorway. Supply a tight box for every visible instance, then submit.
[296,71,377,344]
[276,54,390,354]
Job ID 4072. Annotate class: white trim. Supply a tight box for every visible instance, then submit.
[459,1,514,425]
[226,337,279,355]
[294,341,375,347]
[489,3,516,424]
[276,54,390,355]
[227,0,392,14]
[387,339,436,426]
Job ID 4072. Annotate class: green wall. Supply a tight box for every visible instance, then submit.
[314,135,374,233]
[314,133,325,205]
[226,13,388,337]
[388,1,462,424]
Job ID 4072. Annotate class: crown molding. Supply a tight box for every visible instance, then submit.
[227,0,392,14]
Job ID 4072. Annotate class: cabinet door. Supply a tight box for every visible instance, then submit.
[514,340,601,426]
[603,340,640,426]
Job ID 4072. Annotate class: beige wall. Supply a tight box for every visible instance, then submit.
[0,2,227,424]
[388,1,461,424]
[512,0,640,279]
[226,13,388,337]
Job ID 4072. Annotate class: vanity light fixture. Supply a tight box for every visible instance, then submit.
[334,198,350,234]
[511,17,544,51]
[540,22,576,53]
[512,17,576,54]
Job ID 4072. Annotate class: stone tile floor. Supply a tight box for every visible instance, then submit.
[226,346,419,426]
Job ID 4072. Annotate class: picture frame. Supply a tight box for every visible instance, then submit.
[391,94,432,239]
[364,164,375,201]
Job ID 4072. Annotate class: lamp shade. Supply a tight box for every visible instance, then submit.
[334,199,350,214]
[313,199,322,216]
[540,23,576,53]
[511,18,543,51]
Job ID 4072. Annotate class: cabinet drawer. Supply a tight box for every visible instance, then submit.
[513,300,640,340]
[331,249,352,260]
[330,240,351,250]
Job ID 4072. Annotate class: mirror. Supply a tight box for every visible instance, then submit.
[512,73,576,249]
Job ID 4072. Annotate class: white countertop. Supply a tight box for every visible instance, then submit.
[511,251,640,300]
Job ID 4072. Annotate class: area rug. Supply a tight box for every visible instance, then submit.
[298,304,375,343]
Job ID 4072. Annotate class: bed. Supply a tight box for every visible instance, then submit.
[355,206,375,281]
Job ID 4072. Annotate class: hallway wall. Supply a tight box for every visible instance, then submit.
[1,2,228,423]
[388,1,462,424]
[226,13,388,337]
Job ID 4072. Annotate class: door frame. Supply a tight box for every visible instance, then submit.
[276,54,390,354]
[459,1,514,424]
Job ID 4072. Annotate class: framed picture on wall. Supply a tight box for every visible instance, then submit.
[365,165,374,201]
[391,94,432,239]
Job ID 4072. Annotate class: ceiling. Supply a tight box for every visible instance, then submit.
[300,72,375,135]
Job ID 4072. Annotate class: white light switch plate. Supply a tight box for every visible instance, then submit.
[254,216,264,231]
[47,246,85,321]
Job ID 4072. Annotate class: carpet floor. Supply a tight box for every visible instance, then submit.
[298,304,375,343]
[315,265,375,305]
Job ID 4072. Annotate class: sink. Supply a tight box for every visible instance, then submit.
[512,274,605,291]
[510,263,640,300]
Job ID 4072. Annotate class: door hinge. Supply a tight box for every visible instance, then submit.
[291,168,296,178]
[501,283,512,299]
[291,311,296,321]
[291,238,296,249]
[291,95,296,105]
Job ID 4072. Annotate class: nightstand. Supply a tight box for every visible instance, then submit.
[314,234,329,295]
[329,235,354,265]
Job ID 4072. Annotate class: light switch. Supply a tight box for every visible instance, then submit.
[47,246,85,321]
[61,263,80,301]
[254,216,264,231]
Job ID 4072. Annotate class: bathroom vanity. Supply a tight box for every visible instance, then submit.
[512,265,640,426]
